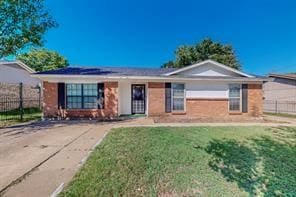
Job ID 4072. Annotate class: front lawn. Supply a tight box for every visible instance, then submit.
[61,126,296,196]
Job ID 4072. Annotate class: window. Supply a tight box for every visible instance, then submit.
[172,83,185,111]
[83,84,98,109]
[67,84,82,109]
[66,84,101,109]
[229,84,241,111]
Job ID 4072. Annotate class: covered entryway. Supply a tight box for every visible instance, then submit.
[131,84,145,114]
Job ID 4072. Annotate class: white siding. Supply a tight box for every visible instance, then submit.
[0,64,40,86]
[178,62,241,77]
[186,82,229,98]
[118,81,148,115]
[263,78,296,101]
[119,81,132,115]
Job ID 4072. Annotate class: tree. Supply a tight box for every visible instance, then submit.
[162,60,175,68]
[17,49,69,71]
[162,38,241,70]
[0,0,57,58]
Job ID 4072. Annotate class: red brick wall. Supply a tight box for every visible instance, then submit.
[185,84,263,117]
[43,81,262,119]
[43,81,58,117]
[102,82,118,117]
[248,84,263,117]
[147,83,230,118]
[43,81,118,119]
[147,82,263,118]
[148,82,166,116]
[186,98,229,117]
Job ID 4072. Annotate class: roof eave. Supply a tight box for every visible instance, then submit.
[269,74,296,80]
[163,60,253,78]
[0,61,35,73]
[32,74,266,82]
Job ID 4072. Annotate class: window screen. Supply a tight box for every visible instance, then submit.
[229,84,241,111]
[66,84,99,109]
[83,84,98,109]
[66,84,82,109]
[172,83,185,111]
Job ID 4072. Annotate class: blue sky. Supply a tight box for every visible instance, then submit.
[44,0,296,75]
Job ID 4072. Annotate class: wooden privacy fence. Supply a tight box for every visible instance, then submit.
[263,100,296,115]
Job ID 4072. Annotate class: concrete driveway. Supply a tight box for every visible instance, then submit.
[0,121,112,197]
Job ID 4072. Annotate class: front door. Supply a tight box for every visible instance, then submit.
[131,84,145,114]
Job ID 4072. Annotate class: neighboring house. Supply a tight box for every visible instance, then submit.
[0,61,41,98]
[263,73,296,115]
[33,60,265,119]
[263,73,296,101]
[0,61,40,86]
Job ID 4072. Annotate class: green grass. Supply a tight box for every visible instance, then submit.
[0,107,42,127]
[60,126,296,196]
[264,112,296,119]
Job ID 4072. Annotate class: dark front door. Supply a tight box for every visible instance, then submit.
[132,84,145,114]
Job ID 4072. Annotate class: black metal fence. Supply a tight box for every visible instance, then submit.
[0,83,42,127]
[263,100,296,115]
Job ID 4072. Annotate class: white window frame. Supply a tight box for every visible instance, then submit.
[171,83,186,112]
[228,84,242,112]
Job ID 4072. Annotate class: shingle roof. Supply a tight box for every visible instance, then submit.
[33,66,268,81]
[269,73,296,80]
[35,66,178,77]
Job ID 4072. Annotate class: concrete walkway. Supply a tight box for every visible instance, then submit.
[0,121,111,197]
[0,117,295,197]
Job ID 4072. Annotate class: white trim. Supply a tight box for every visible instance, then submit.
[32,74,264,83]
[163,60,253,78]
[0,61,35,73]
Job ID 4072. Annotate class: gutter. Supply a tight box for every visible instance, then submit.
[31,74,268,82]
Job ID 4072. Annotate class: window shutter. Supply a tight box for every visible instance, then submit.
[58,83,65,109]
[98,83,104,109]
[165,83,171,113]
[242,84,248,113]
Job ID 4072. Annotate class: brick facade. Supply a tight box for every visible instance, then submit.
[147,82,166,116]
[43,81,118,119]
[186,98,229,117]
[248,84,263,117]
[43,81,58,117]
[147,83,263,118]
[43,81,262,119]
[186,84,263,117]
